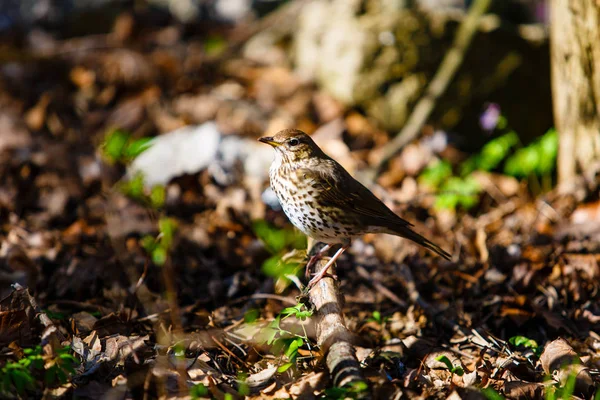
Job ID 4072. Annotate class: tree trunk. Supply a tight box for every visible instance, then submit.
[550,0,600,188]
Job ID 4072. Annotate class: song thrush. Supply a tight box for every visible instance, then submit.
[259,129,451,287]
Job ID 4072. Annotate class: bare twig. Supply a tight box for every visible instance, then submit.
[371,0,493,177]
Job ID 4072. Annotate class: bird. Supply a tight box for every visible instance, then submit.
[259,128,451,288]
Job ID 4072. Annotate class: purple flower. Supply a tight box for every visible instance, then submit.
[480,103,501,132]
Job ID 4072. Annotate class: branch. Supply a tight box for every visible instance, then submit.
[372,0,493,176]
[307,246,369,395]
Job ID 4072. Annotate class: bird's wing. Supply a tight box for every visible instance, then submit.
[299,163,452,261]
[298,164,413,228]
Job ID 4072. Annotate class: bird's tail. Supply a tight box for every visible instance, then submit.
[389,224,452,260]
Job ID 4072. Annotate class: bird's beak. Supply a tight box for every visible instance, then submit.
[258,136,280,147]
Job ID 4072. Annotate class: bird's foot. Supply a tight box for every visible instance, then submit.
[304,254,322,278]
[307,272,338,288]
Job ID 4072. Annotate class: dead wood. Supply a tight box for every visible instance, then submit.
[307,248,369,396]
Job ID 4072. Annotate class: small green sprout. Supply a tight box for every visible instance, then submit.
[435,354,464,376]
[322,380,369,399]
[509,336,542,357]
[190,383,209,399]
[141,217,178,266]
[102,129,153,164]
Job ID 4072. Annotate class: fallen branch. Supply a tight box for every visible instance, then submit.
[372,0,492,176]
[307,248,368,395]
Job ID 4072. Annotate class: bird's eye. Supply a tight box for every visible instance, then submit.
[288,138,300,146]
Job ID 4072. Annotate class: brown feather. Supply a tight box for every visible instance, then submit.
[300,163,451,260]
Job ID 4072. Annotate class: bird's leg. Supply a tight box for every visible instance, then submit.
[307,245,349,288]
[305,244,331,278]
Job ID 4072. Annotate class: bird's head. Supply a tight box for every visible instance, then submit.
[258,129,323,162]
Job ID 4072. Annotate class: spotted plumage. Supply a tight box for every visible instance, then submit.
[259,129,451,287]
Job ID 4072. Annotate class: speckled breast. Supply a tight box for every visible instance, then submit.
[269,164,360,244]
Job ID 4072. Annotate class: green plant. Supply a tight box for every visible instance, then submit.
[141,217,178,265]
[418,124,558,211]
[509,335,542,357]
[460,131,519,176]
[190,383,209,399]
[118,173,166,209]
[236,372,250,396]
[203,35,227,56]
[253,220,306,282]
[419,161,482,211]
[102,129,165,208]
[481,387,505,400]
[366,310,389,326]
[0,346,79,396]
[504,128,558,192]
[435,354,464,376]
[256,302,314,373]
[545,369,577,400]
[419,160,452,189]
[102,129,153,164]
[435,175,481,210]
[321,381,369,399]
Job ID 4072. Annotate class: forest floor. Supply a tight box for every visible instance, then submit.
[1,8,600,400]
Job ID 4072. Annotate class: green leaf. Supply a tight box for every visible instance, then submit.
[190,383,209,399]
[479,132,519,171]
[152,247,167,265]
[150,185,166,208]
[435,176,481,210]
[277,362,294,373]
[11,368,34,394]
[256,316,282,345]
[460,131,518,175]
[120,173,146,200]
[141,235,157,253]
[158,217,177,250]
[372,311,381,323]
[536,128,558,175]
[509,336,538,350]
[435,354,463,376]
[204,35,227,56]
[419,160,453,189]
[284,337,304,362]
[435,354,453,370]
[103,129,130,163]
[237,380,250,396]
[504,129,557,179]
[482,387,505,400]
[253,220,287,253]
[281,303,313,320]
[348,380,369,393]
[504,146,539,177]
[261,255,301,281]
[124,137,154,159]
[557,363,578,400]
[244,308,260,323]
